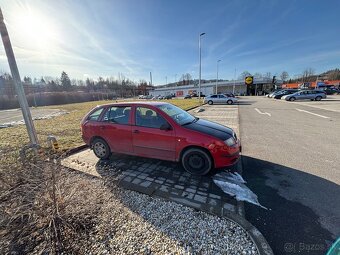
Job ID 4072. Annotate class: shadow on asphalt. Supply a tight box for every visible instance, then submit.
[236,100,256,105]
[242,155,338,255]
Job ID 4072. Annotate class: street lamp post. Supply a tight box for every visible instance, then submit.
[216,60,221,94]
[198,32,205,101]
[232,68,236,94]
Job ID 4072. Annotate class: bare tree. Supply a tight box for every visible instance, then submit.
[302,67,315,82]
[327,69,340,80]
[253,73,262,79]
[179,73,192,85]
[264,72,272,79]
[280,71,289,82]
[238,71,251,79]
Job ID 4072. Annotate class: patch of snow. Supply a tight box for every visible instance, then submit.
[213,172,267,209]
[1,110,69,128]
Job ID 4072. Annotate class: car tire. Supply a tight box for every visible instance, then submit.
[92,138,111,159]
[315,96,322,101]
[289,97,296,101]
[181,148,212,175]
[227,100,233,105]
[208,100,213,105]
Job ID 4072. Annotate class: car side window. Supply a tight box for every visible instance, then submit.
[210,95,217,98]
[102,106,131,125]
[136,107,168,129]
[87,108,104,121]
[218,95,226,98]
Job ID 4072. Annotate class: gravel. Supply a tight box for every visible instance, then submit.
[86,186,259,255]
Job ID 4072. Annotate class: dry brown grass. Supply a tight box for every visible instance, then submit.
[0,152,117,254]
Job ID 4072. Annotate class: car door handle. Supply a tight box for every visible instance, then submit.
[133,130,140,134]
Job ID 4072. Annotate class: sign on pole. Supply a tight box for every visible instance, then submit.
[245,76,253,85]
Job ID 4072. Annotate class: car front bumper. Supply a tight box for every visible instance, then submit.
[210,140,241,168]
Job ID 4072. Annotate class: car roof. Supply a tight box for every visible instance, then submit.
[96,101,170,108]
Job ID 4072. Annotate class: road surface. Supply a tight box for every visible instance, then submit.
[239,96,340,255]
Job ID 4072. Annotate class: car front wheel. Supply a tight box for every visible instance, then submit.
[227,100,233,105]
[92,138,111,159]
[208,100,213,105]
[289,97,296,101]
[315,96,322,101]
[181,148,212,175]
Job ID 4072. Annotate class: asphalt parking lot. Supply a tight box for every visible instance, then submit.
[239,95,340,255]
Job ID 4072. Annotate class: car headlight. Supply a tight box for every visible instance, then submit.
[224,137,236,147]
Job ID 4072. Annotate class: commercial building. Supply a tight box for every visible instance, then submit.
[149,77,281,97]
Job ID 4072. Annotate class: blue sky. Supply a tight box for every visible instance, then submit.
[0,0,339,85]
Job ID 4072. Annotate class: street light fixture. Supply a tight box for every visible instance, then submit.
[216,60,221,94]
[199,32,205,101]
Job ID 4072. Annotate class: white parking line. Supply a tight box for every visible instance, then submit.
[254,108,271,116]
[296,108,330,119]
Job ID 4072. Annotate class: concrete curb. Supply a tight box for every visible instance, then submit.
[222,210,274,255]
[64,144,88,156]
[184,102,206,112]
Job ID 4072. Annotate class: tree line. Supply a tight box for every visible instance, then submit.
[0,71,151,98]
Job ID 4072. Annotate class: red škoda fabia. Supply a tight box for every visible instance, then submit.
[81,102,240,175]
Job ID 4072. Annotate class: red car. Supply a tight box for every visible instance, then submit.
[81,102,240,175]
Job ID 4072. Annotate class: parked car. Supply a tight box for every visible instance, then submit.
[224,93,235,98]
[273,89,299,99]
[184,94,192,99]
[204,94,237,105]
[164,95,173,99]
[192,92,205,97]
[81,102,240,175]
[267,90,283,98]
[324,87,338,95]
[282,90,326,101]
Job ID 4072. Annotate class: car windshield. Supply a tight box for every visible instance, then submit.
[157,104,196,125]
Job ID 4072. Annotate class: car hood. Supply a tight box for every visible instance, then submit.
[183,118,234,141]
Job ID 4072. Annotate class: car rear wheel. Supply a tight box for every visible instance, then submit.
[208,100,213,105]
[289,97,296,101]
[315,96,322,101]
[181,148,212,175]
[92,138,111,159]
[227,100,233,105]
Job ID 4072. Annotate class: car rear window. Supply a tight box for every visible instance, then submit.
[87,108,104,121]
[102,106,131,125]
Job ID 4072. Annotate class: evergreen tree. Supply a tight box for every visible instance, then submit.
[60,71,71,90]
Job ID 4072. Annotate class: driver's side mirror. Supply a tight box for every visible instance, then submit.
[160,122,172,131]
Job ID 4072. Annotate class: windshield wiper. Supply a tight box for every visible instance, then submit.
[181,117,199,126]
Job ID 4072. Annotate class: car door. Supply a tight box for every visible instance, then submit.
[132,106,176,161]
[99,106,133,153]
[297,91,308,100]
[218,94,227,104]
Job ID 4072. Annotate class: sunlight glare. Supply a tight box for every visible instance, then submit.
[11,7,58,52]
